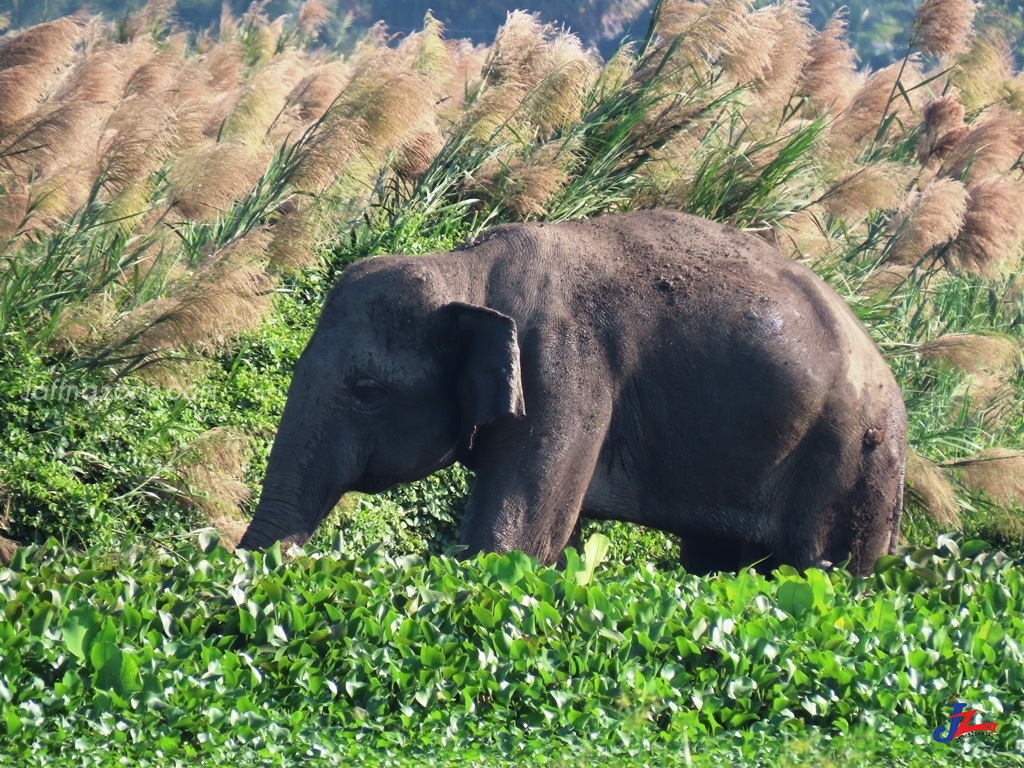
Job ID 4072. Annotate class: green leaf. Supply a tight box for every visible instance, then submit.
[777,580,813,617]
[3,707,21,736]
[960,540,990,559]
[489,550,533,589]
[62,606,101,661]
[264,541,284,570]
[198,529,221,554]
[576,533,611,586]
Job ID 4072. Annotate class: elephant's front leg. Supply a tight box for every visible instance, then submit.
[459,343,612,565]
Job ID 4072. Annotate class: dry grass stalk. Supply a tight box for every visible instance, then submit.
[124,230,274,357]
[911,0,977,57]
[220,52,309,142]
[949,29,1015,112]
[916,96,969,169]
[393,129,444,181]
[522,35,599,137]
[650,0,750,75]
[827,59,923,162]
[176,427,253,549]
[819,161,907,220]
[945,177,1024,277]
[777,207,842,259]
[268,203,325,270]
[168,142,270,220]
[748,0,813,114]
[952,449,1024,508]
[937,110,1024,184]
[0,19,85,130]
[795,11,859,114]
[491,139,579,217]
[905,449,961,528]
[919,332,1021,377]
[885,177,970,264]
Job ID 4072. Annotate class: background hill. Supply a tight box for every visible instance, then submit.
[2,0,1023,67]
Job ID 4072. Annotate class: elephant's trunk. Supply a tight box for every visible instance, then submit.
[238,406,354,551]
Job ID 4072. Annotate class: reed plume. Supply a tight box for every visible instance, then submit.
[175,427,253,549]
[911,0,977,58]
[819,161,907,220]
[905,449,961,528]
[795,11,858,114]
[953,449,1024,509]
[827,59,923,162]
[885,178,970,264]
[916,96,969,170]
[945,177,1024,277]
[937,110,1024,184]
[949,29,1015,112]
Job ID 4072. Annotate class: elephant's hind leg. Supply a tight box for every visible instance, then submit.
[679,533,771,575]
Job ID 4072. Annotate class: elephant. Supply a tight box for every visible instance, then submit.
[238,210,907,576]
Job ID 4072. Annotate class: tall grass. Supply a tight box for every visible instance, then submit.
[0,0,1022,555]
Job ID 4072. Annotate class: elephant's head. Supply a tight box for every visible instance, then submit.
[237,257,526,551]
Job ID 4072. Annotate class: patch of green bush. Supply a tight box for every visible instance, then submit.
[0,535,1020,765]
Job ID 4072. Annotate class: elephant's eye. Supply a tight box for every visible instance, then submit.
[350,377,388,410]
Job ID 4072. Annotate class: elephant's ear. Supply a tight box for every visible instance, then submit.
[442,302,526,439]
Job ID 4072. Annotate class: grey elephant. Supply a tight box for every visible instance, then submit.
[238,210,906,575]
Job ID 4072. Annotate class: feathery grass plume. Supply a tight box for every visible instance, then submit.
[168,142,270,220]
[937,110,1024,184]
[826,58,924,162]
[885,177,970,264]
[485,139,581,218]
[746,0,813,117]
[397,11,453,88]
[289,116,366,194]
[919,332,1021,377]
[393,129,444,181]
[818,161,908,220]
[100,99,178,194]
[299,0,333,36]
[952,449,1024,509]
[326,43,445,168]
[911,0,977,57]
[205,37,246,92]
[521,34,600,138]
[175,427,253,549]
[918,331,1022,416]
[795,11,859,115]
[267,203,325,270]
[945,177,1024,277]
[287,60,354,122]
[648,0,750,75]
[949,28,1015,112]
[0,18,84,131]
[717,4,781,86]
[220,52,309,142]
[905,449,961,528]
[916,96,968,169]
[122,230,274,361]
[481,11,549,87]
[0,16,82,70]
[858,263,914,296]
[0,179,33,246]
[777,207,842,259]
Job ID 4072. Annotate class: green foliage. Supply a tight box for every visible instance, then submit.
[0,535,1020,765]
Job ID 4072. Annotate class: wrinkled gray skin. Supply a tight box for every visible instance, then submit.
[238,211,906,575]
